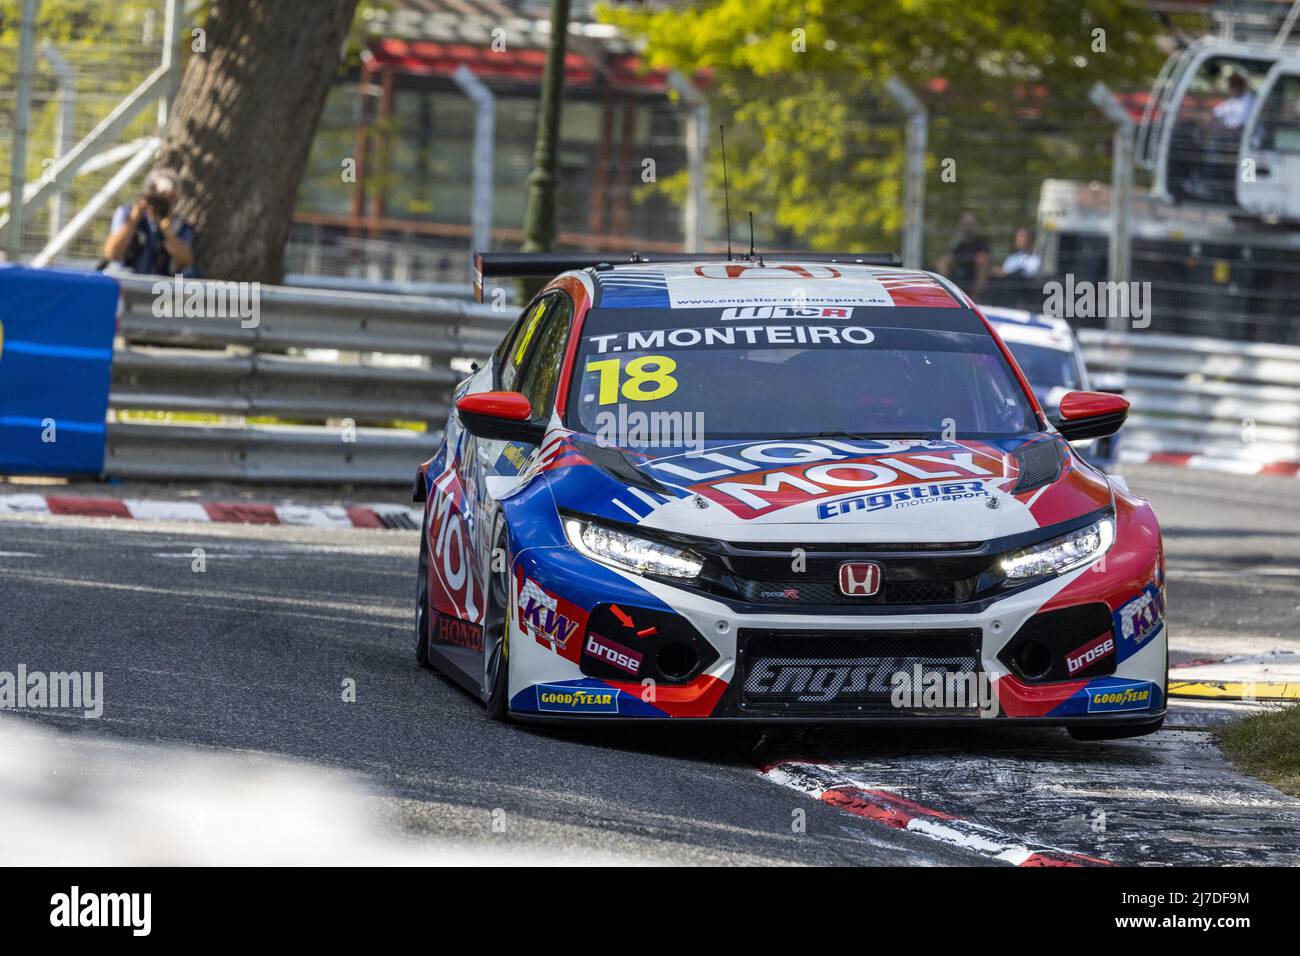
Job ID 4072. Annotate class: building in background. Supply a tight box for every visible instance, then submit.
[288,0,701,284]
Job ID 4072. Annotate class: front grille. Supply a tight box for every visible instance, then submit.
[698,540,994,610]
[998,603,1117,683]
[735,577,973,606]
[738,628,983,714]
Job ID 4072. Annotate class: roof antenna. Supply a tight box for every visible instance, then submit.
[747,210,758,262]
[720,124,733,260]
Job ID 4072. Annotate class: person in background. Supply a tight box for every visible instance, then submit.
[1184,73,1257,202]
[102,168,195,275]
[1212,72,1256,134]
[995,228,1041,278]
[937,210,991,300]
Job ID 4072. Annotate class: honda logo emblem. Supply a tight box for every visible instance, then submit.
[838,562,882,597]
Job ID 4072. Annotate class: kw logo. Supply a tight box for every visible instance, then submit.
[520,597,581,647]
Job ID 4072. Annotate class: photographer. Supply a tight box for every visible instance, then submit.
[102,168,195,275]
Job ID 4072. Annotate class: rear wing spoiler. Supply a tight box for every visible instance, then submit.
[471,251,902,302]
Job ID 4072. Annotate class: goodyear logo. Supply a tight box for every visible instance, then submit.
[500,443,529,473]
[1086,684,1153,713]
[536,684,619,714]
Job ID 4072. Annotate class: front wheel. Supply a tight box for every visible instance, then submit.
[482,527,512,721]
[414,516,433,669]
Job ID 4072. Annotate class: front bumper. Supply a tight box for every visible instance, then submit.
[505,538,1167,723]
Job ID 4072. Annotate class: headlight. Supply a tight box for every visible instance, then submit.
[564,518,704,579]
[1000,517,1114,580]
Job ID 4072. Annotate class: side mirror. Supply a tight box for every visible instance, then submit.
[1050,390,1129,441]
[456,391,546,444]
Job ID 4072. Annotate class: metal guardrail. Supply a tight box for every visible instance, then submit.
[1079,329,1300,465]
[108,275,512,484]
[106,276,1300,484]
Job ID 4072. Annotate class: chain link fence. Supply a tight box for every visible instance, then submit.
[5,2,1297,345]
[0,0,173,264]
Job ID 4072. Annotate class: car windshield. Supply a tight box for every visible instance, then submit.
[1002,341,1083,391]
[566,306,1039,443]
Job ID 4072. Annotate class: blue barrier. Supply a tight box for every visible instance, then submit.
[0,266,118,476]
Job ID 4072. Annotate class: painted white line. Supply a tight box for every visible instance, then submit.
[763,761,1105,866]
[612,498,643,521]
[151,552,293,560]
[1187,455,1266,476]
[365,505,423,526]
[0,494,53,515]
[123,500,212,522]
[1175,567,1300,579]
[274,505,352,528]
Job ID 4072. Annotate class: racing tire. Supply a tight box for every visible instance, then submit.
[414,511,433,669]
[482,526,512,722]
[1067,716,1164,741]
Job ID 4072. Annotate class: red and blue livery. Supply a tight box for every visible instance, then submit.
[412,253,1167,738]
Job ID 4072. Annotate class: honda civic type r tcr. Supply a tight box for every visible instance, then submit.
[412,253,1167,739]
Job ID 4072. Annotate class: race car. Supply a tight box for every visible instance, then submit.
[981,305,1121,472]
[413,253,1167,739]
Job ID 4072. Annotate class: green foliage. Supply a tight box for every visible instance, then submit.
[1,0,169,248]
[0,0,163,94]
[1219,703,1300,797]
[1,0,374,254]
[603,0,1164,257]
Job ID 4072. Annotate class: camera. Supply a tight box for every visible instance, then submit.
[144,192,171,220]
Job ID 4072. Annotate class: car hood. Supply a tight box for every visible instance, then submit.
[543,433,1113,545]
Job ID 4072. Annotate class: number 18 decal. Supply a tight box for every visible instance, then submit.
[585,355,678,405]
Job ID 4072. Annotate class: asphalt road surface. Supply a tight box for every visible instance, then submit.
[1,463,1298,865]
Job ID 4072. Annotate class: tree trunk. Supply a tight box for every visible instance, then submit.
[158,0,360,283]
[519,0,570,300]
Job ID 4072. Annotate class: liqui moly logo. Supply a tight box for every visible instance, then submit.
[644,439,1001,518]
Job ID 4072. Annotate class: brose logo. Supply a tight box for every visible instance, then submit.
[1065,633,1116,675]
[584,633,643,676]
